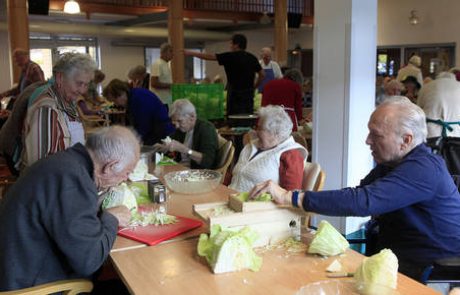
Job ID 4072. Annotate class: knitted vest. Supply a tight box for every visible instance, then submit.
[229,136,307,192]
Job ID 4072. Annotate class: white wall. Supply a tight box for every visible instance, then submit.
[378,0,459,65]
[98,37,144,87]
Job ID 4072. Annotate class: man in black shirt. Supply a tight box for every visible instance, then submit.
[184,34,264,115]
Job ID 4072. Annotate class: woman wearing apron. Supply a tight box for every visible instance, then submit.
[261,68,304,131]
[20,52,96,171]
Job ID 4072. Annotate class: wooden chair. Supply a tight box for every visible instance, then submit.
[76,103,109,136]
[301,162,326,233]
[302,162,326,192]
[214,135,235,184]
[0,279,93,295]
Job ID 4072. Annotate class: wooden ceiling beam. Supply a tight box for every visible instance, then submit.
[49,1,313,25]
[49,0,167,16]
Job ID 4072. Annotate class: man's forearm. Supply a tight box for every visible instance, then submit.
[184,50,217,61]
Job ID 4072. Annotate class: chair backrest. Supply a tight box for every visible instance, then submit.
[214,139,235,183]
[292,131,308,151]
[302,162,326,191]
[1,279,93,295]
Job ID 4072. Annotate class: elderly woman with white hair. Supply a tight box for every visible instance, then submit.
[229,105,308,192]
[20,52,97,171]
[154,99,218,169]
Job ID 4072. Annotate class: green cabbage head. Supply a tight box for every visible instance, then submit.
[354,248,399,293]
[101,183,138,213]
[197,225,262,274]
[308,220,349,256]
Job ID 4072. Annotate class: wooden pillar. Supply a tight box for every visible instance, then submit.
[274,0,288,66]
[168,0,184,83]
[7,0,29,83]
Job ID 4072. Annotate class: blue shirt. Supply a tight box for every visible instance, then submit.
[303,144,460,264]
[128,88,174,145]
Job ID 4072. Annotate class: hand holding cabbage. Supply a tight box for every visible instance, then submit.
[248,180,292,205]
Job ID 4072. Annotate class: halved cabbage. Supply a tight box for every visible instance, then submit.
[101,183,138,212]
[234,192,272,202]
[197,225,262,274]
[307,220,349,256]
[354,248,398,292]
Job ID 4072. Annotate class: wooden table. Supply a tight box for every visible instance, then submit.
[111,236,439,295]
[110,164,439,295]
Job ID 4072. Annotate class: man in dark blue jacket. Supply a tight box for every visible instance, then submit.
[250,96,460,281]
[0,126,139,291]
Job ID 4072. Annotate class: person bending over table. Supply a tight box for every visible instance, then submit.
[229,105,308,192]
[103,77,174,145]
[154,99,218,169]
[0,126,139,291]
[249,96,460,281]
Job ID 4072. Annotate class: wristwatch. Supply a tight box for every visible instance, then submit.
[187,149,193,156]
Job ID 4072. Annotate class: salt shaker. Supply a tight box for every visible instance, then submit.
[148,180,168,213]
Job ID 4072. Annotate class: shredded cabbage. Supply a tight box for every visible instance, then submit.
[197,225,262,274]
[307,220,349,256]
[101,183,138,212]
[354,248,399,293]
[129,210,177,227]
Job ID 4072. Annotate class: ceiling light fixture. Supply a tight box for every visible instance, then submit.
[64,0,80,14]
[409,10,419,25]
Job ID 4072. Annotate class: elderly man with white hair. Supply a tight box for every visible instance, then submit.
[396,55,424,87]
[0,126,139,291]
[229,105,308,192]
[154,99,218,169]
[417,71,460,138]
[250,97,460,281]
[258,47,282,93]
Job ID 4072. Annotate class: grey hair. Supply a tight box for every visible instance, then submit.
[378,96,427,146]
[258,105,293,142]
[284,69,304,85]
[128,65,147,81]
[160,43,172,54]
[53,52,97,79]
[169,99,196,118]
[383,79,403,92]
[85,126,140,173]
[260,47,272,56]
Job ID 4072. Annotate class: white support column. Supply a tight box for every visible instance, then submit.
[312,0,377,234]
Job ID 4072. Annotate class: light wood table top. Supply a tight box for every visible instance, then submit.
[110,165,439,295]
[111,236,439,295]
[112,164,234,252]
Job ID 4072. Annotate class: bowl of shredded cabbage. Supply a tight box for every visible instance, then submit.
[164,169,222,194]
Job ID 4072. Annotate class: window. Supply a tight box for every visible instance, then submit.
[30,36,99,79]
[145,47,205,82]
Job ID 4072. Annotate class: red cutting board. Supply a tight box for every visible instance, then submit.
[117,216,202,246]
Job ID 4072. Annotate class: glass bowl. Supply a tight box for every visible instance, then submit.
[296,280,400,295]
[163,169,222,194]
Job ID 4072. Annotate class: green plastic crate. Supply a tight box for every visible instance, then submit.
[172,84,225,120]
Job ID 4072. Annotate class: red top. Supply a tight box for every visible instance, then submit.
[279,149,304,190]
[262,78,303,131]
